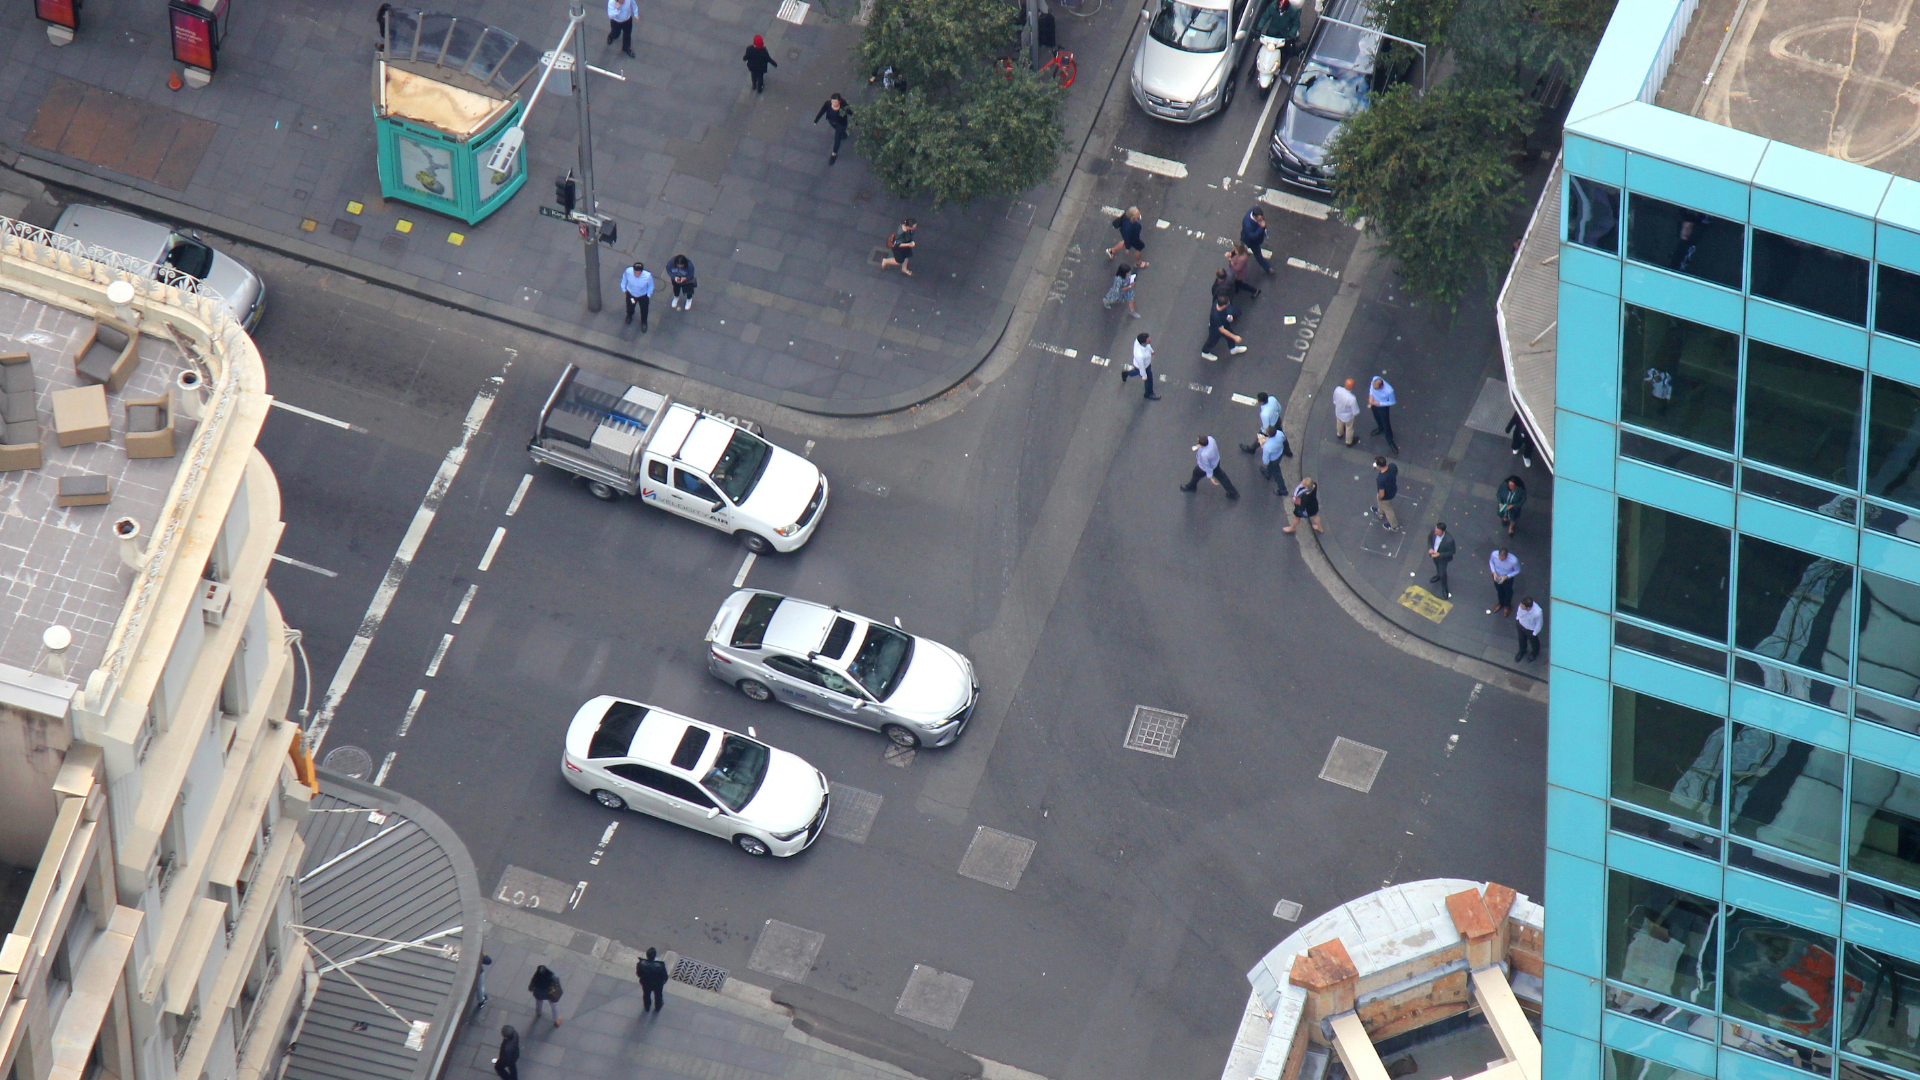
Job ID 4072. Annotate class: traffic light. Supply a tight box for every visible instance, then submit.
[555,171,577,216]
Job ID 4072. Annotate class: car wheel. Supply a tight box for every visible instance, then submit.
[592,789,626,810]
[737,679,772,702]
[734,834,771,857]
[1219,75,1237,114]
[881,724,921,749]
[737,531,773,555]
[587,481,618,501]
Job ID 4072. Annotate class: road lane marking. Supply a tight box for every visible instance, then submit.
[589,822,619,866]
[1287,255,1341,279]
[478,526,506,571]
[272,553,338,578]
[1238,81,1284,176]
[271,400,367,433]
[1028,341,1080,357]
[452,583,478,624]
[1231,393,1260,406]
[1261,187,1332,220]
[304,375,502,756]
[1089,355,1111,367]
[505,473,533,516]
[373,752,395,786]
[733,552,757,588]
[1121,149,1188,178]
[397,689,426,736]
[424,633,454,677]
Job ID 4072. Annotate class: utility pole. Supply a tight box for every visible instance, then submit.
[569,0,602,313]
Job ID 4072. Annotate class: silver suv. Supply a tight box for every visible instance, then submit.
[1131,0,1269,122]
[706,590,979,748]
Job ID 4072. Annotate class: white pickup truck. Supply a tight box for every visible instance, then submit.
[529,366,828,553]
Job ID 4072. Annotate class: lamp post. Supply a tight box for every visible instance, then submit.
[569,0,602,313]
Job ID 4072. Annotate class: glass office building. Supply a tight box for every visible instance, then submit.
[1541,1,1920,1078]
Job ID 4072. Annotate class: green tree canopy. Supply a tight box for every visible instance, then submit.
[858,73,1066,208]
[1327,80,1534,310]
[859,0,1020,91]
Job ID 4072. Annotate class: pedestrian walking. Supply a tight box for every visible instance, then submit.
[620,261,653,331]
[1331,377,1360,446]
[1506,413,1534,467]
[1225,242,1262,298]
[1239,391,1282,452]
[1488,547,1520,616]
[1102,264,1139,317]
[1514,597,1543,662]
[742,35,776,93]
[494,1026,520,1080]
[1211,268,1236,304]
[1372,457,1400,530]
[1427,522,1456,598]
[1105,206,1149,268]
[1496,475,1527,536]
[1256,427,1287,493]
[528,965,564,1026]
[606,0,636,57]
[637,948,670,1014]
[1368,375,1399,454]
[667,254,696,310]
[477,954,493,1010]
[1201,295,1247,360]
[813,93,851,164]
[880,217,915,275]
[1285,477,1323,533]
[1122,332,1160,399]
[1241,207,1273,273]
[1180,435,1239,499]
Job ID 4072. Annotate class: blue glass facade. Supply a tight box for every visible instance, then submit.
[1546,2,1920,1078]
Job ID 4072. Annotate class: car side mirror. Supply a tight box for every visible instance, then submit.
[709,498,726,511]
[1234,28,1247,41]
[705,807,720,819]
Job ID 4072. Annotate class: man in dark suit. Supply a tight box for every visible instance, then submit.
[494,1026,520,1080]
[1428,522,1457,599]
[637,948,670,1014]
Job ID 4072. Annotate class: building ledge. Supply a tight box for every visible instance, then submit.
[1496,156,1560,472]
[48,905,142,1074]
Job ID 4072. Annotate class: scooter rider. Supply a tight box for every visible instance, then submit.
[1253,0,1302,98]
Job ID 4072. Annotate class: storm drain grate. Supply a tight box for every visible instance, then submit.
[1125,706,1187,758]
[330,218,361,241]
[1273,900,1303,921]
[670,957,728,992]
[1320,737,1387,793]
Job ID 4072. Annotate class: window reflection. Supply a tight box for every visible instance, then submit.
[1606,986,1718,1038]
[1752,229,1870,325]
[1735,534,1856,684]
[1621,305,1740,451]
[1855,691,1920,736]
[1720,1021,1836,1074]
[1621,431,1736,485]
[1607,871,1718,1007]
[1856,571,1920,704]
[1743,341,1864,487]
[1617,500,1732,641]
[1615,620,1729,674]
[1849,760,1920,895]
[1876,263,1920,343]
[1612,687,1726,827]
[1735,655,1849,713]
[1718,909,1843,1044]
[1742,466,1860,523]
[1604,1048,1710,1080]
[1724,724,1844,865]
[1868,375,1920,512]
[1841,944,1920,1072]
[1568,175,1620,254]
[1627,193,1744,289]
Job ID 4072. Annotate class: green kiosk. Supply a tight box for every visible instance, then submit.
[375,9,542,225]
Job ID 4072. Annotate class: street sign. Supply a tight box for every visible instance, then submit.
[540,50,576,70]
[539,205,568,219]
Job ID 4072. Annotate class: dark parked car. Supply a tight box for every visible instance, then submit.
[1268,0,1383,191]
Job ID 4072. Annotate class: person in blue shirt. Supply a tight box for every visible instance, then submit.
[1368,375,1399,454]
[1180,435,1239,499]
[1257,427,1287,494]
[606,0,636,57]
[620,262,654,331]
[667,254,696,311]
[1241,207,1272,273]
[1240,391,1283,452]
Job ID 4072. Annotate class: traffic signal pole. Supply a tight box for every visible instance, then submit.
[569,0,602,313]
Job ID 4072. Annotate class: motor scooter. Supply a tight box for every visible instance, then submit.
[1252,0,1300,99]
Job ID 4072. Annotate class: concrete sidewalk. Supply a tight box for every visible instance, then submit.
[0,0,1134,415]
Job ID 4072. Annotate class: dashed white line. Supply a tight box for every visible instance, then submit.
[271,400,367,433]
[451,583,478,625]
[1122,150,1189,178]
[1261,187,1333,221]
[1230,393,1260,406]
[1089,355,1111,367]
[478,526,507,571]
[397,689,427,737]
[733,552,757,588]
[424,634,454,678]
[803,439,816,457]
[505,473,534,516]
[272,553,338,578]
[1238,86,1284,177]
[372,752,395,786]
[1287,255,1341,279]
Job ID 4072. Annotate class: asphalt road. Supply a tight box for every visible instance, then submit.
[240,79,1546,1080]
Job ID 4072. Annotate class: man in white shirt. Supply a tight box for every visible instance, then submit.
[620,262,654,331]
[1331,377,1360,446]
[1514,597,1543,662]
[607,0,637,57]
[1122,332,1160,400]
[1369,375,1399,454]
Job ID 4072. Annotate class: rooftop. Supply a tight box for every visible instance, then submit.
[0,288,190,689]
[1654,0,1920,181]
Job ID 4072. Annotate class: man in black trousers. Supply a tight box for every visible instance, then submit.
[1427,522,1456,599]
[637,948,670,1014]
[494,1026,520,1080]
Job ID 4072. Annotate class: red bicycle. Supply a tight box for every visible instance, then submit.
[998,49,1076,89]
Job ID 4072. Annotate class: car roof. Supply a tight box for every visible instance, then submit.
[650,405,697,459]
[53,204,175,265]
[678,417,734,472]
[762,597,838,655]
[627,708,711,770]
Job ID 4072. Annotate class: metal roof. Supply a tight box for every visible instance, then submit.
[287,773,481,1080]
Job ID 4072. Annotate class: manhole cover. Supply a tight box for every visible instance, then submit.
[380,233,407,254]
[671,957,728,992]
[824,783,882,844]
[958,826,1035,890]
[1125,706,1187,758]
[895,965,972,1030]
[748,920,825,983]
[1273,899,1303,921]
[883,744,914,768]
[330,218,361,241]
[321,745,374,780]
[1320,737,1387,793]
[868,246,889,266]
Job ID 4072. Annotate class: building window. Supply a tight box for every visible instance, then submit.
[1617,499,1732,642]
[1567,175,1620,254]
[1840,944,1920,1067]
[1735,535,1855,682]
[1723,724,1844,865]
[1621,305,1739,451]
[1856,570,1920,704]
[1614,620,1729,675]
[1877,264,1920,343]
[1626,193,1744,290]
[1611,686,1726,828]
[1607,871,1718,1007]
[1603,1049,1709,1080]
[1751,229,1870,325]
[1743,341,1863,488]
[1719,909,1841,1044]
[1848,759,1920,896]
[1867,375,1920,512]
[1856,691,1920,736]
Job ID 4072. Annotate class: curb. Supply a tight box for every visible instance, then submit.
[1280,236,1549,704]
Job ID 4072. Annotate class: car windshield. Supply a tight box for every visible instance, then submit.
[700,734,769,812]
[709,428,773,504]
[1292,61,1369,119]
[1148,0,1229,53]
[166,239,215,281]
[848,624,915,701]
